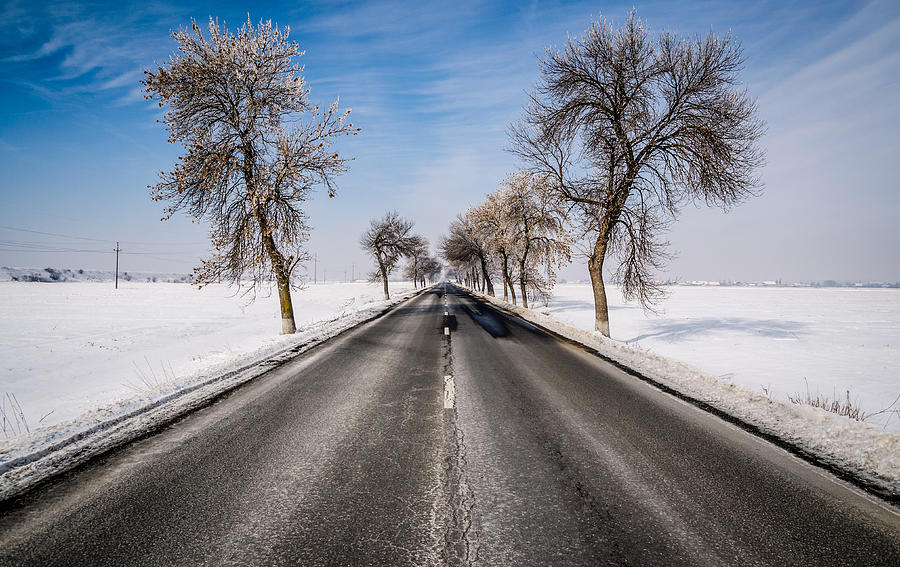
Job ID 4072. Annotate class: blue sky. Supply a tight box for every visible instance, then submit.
[1,0,898,283]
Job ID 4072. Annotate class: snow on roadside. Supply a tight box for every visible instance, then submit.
[473,289,900,500]
[0,281,420,500]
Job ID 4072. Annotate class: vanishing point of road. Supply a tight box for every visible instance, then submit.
[1,284,898,565]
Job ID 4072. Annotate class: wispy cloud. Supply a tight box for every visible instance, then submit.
[0,0,192,106]
[761,3,900,166]
[0,139,23,152]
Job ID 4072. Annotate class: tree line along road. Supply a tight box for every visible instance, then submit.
[0,284,898,566]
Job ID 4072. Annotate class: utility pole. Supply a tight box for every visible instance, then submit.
[344,269,347,283]
[114,242,120,289]
[323,268,326,284]
[351,262,355,282]
[313,253,317,285]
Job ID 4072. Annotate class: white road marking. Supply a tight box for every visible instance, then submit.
[443,375,455,409]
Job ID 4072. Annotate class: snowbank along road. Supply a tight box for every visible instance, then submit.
[0,284,899,565]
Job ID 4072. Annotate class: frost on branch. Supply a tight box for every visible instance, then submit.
[449,171,571,307]
[142,16,359,333]
[360,211,424,300]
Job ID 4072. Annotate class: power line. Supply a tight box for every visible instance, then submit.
[0,243,204,258]
[120,251,204,257]
[128,253,203,263]
[118,239,208,247]
[0,225,114,243]
[0,240,112,254]
[0,237,205,257]
[0,239,105,250]
[0,224,208,248]
[0,248,113,254]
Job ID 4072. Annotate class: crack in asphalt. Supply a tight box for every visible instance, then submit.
[443,420,478,566]
[438,295,479,566]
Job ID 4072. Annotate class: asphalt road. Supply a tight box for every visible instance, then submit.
[1,283,899,566]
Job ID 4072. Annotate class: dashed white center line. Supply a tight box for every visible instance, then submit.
[443,375,455,409]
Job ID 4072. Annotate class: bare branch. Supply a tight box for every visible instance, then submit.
[506,11,764,334]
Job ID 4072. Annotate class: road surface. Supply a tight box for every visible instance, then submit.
[1,284,898,565]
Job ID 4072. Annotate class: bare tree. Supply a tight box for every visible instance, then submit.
[439,241,476,290]
[508,12,764,335]
[422,257,443,285]
[500,171,571,308]
[360,211,423,300]
[469,196,519,304]
[143,18,357,334]
[402,238,430,289]
[441,215,495,296]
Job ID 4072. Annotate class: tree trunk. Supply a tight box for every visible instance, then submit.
[479,255,494,296]
[275,272,296,334]
[501,255,516,305]
[587,239,611,337]
[502,276,508,301]
[519,260,528,309]
[254,208,296,334]
[378,258,390,300]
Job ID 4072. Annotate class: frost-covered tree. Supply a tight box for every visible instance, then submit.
[508,12,764,335]
[499,171,571,308]
[469,193,520,304]
[143,18,357,334]
[440,244,477,290]
[402,238,430,289]
[422,257,443,285]
[441,215,495,296]
[406,252,442,287]
[360,211,424,299]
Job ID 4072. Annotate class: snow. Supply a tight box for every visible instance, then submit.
[476,284,900,499]
[542,284,900,433]
[0,280,414,430]
[0,279,417,499]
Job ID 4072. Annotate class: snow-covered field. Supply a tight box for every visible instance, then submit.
[537,284,900,434]
[0,280,414,432]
